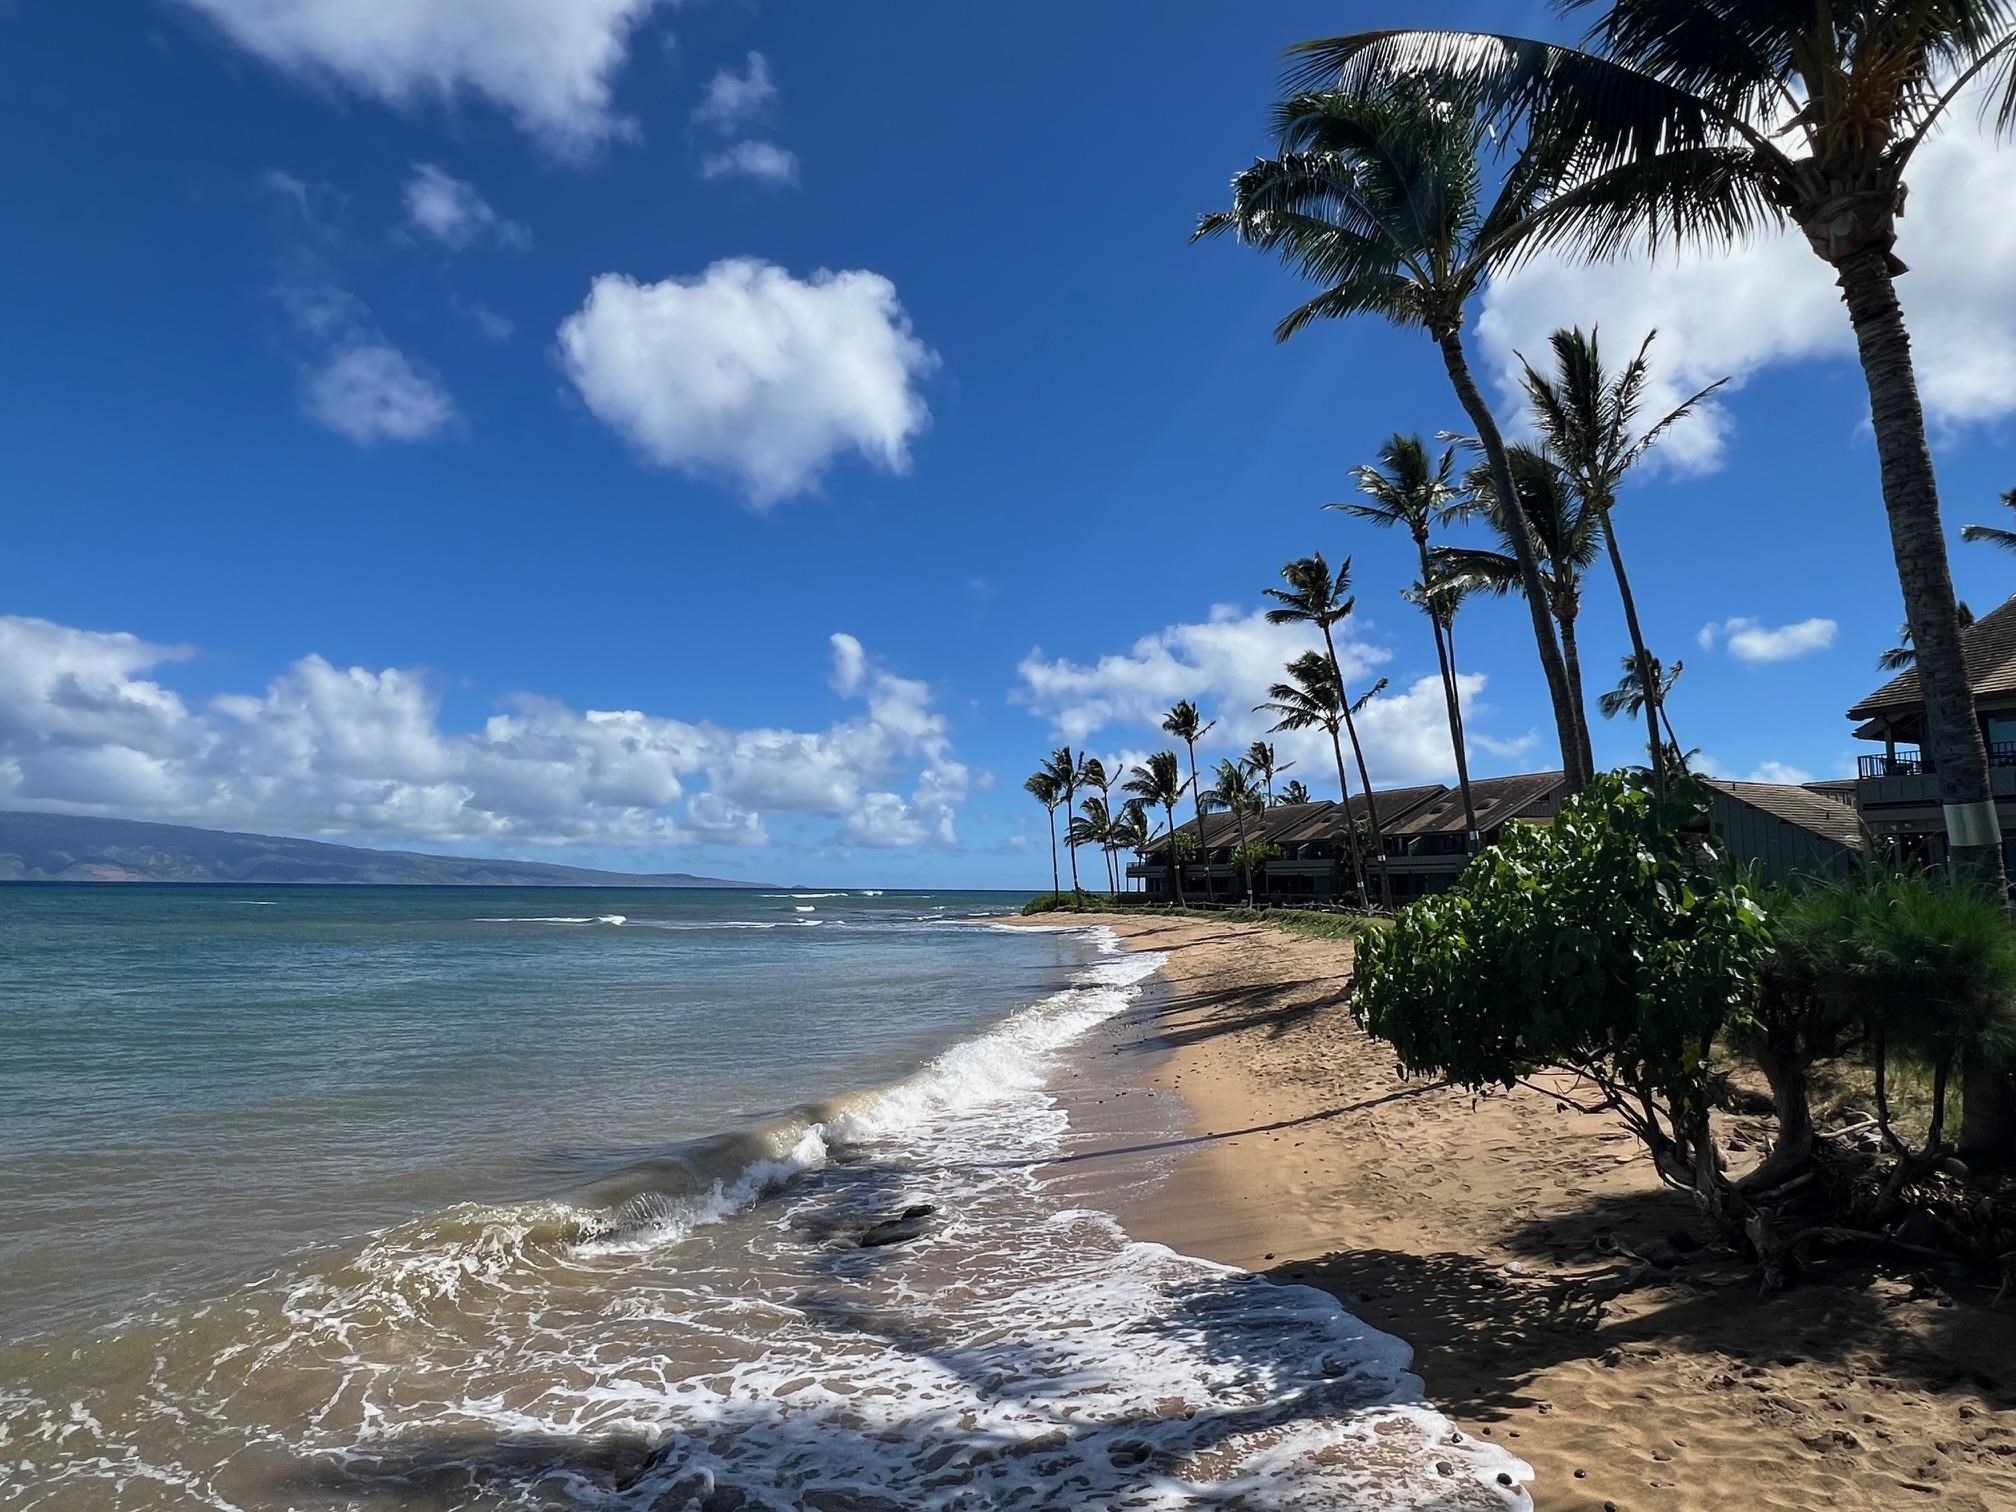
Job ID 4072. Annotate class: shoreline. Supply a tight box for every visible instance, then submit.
[1011,911,2016,1512]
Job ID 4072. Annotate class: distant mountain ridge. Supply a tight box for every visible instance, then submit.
[0,811,773,888]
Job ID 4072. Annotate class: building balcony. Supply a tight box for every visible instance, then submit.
[1857,742,2016,779]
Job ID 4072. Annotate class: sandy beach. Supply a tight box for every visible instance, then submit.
[1020,912,2016,1512]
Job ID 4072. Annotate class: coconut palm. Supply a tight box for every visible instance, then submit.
[1161,700,1217,898]
[1961,489,2016,552]
[1111,798,1154,893]
[1196,89,1590,787]
[1517,327,1725,793]
[1042,746,1082,898]
[1124,752,1190,905]
[1598,653,1687,771]
[1023,770,1063,897]
[1076,754,1119,892]
[1243,740,1296,803]
[1279,778,1313,805]
[1263,553,1393,904]
[1335,433,1481,846]
[1287,2,2013,887]
[1203,758,1266,907]
[1437,443,1602,780]
[1255,651,1385,904]
[1881,602,1977,672]
[1067,797,1117,901]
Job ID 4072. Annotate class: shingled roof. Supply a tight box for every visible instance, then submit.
[1385,772,1567,837]
[1848,594,2016,720]
[1137,784,1453,854]
[1705,779,1865,851]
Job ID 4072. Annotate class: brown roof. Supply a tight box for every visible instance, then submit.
[1385,772,1567,837]
[1849,595,2016,721]
[1706,779,1865,851]
[1137,784,1454,853]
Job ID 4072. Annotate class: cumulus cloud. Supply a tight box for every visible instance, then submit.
[699,140,799,185]
[691,51,777,131]
[1015,606,1523,788]
[0,616,967,853]
[556,259,937,505]
[303,344,457,444]
[402,163,530,252]
[174,0,668,155]
[1749,760,1816,785]
[1476,90,2016,472]
[1698,616,1838,664]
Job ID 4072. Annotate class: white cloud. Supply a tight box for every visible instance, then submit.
[304,344,457,444]
[691,51,776,131]
[557,259,937,506]
[1015,607,1521,788]
[1477,92,2016,472]
[1749,760,1815,785]
[174,0,669,155]
[1698,616,1838,664]
[453,297,516,342]
[699,140,799,185]
[0,616,966,852]
[402,163,529,252]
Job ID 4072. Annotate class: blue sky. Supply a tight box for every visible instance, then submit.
[4,0,2014,887]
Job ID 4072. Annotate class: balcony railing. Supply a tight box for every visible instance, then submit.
[1858,742,2016,779]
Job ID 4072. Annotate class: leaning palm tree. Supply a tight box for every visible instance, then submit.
[1042,746,1082,898]
[1263,553,1393,903]
[1161,700,1217,898]
[1067,797,1116,901]
[1256,651,1374,904]
[1076,754,1119,892]
[1518,328,1725,794]
[1197,89,1590,788]
[1023,770,1063,897]
[1279,777,1313,806]
[1598,653,1687,771]
[1437,443,1602,780]
[1243,740,1296,804]
[1203,758,1266,908]
[1881,602,1977,672]
[1288,2,2011,891]
[1961,488,2016,552]
[1124,752,1190,905]
[1336,433,1480,846]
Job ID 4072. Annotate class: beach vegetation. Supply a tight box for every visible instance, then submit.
[1254,649,1377,902]
[1161,701,1216,899]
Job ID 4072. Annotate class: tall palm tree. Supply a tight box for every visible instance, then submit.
[1961,488,2016,552]
[1124,752,1190,905]
[1076,754,1119,892]
[1263,553,1393,904]
[1112,798,1154,894]
[1598,653,1687,772]
[1023,770,1063,897]
[1197,89,1591,788]
[1255,651,1379,904]
[1279,778,1313,805]
[1042,745,1082,898]
[1335,433,1481,846]
[1518,327,1725,793]
[1437,443,1602,779]
[1244,740,1296,803]
[1161,700,1217,898]
[1204,758,1266,907]
[1881,602,1977,672]
[1287,2,2012,887]
[1067,797,1116,900]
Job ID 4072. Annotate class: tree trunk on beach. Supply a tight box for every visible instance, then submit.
[1326,725,1369,904]
[1436,327,1587,791]
[1322,623,1391,908]
[1602,518,1663,794]
[1417,535,1479,849]
[1557,606,1594,785]
[1165,801,1186,906]
[1045,807,1060,896]
[1183,739,1213,903]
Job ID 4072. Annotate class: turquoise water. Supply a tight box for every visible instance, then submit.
[0,885,1531,1510]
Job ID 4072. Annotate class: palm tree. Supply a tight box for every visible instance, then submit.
[1256,651,1374,904]
[1598,654,1687,772]
[1067,797,1116,901]
[1518,327,1725,794]
[1961,489,2016,552]
[1287,4,2011,888]
[1042,746,1081,898]
[1336,433,1480,846]
[1881,602,1977,672]
[1111,798,1154,893]
[1204,758,1265,907]
[1161,700,1217,899]
[1244,740,1296,803]
[1279,778,1313,805]
[1263,553,1393,904]
[1023,770,1063,896]
[1076,754,1119,892]
[1125,752,1189,905]
[1437,443,1602,780]
[1197,89,1591,788]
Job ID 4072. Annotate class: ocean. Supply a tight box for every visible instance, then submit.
[0,885,1529,1510]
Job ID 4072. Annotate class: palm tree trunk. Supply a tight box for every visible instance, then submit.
[1046,807,1060,897]
[1063,782,1082,898]
[1165,802,1186,906]
[1231,806,1254,908]
[1834,247,2012,1159]
[1418,538,1479,848]
[1600,517,1663,794]
[1557,604,1595,783]
[1184,740,1213,903]
[1326,724,1369,903]
[1322,623,1392,909]
[1436,327,1588,791]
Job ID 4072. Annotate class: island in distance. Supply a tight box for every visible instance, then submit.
[0,811,774,888]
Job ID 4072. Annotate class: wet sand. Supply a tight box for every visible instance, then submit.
[1012,913,2016,1512]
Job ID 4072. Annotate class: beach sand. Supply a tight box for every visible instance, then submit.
[1018,913,2016,1512]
